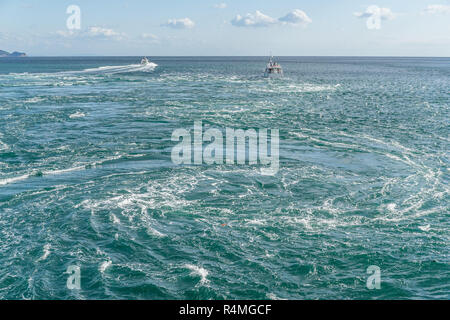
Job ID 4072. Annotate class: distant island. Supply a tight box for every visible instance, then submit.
[0,50,27,57]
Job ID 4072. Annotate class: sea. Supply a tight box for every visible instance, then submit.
[0,56,448,299]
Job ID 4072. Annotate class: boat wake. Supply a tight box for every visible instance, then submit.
[78,62,158,74]
[5,62,158,78]
[0,155,124,186]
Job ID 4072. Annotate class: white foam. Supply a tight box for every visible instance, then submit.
[146,227,166,238]
[36,244,51,262]
[0,133,8,151]
[111,214,120,224]
[0,141,8,151]
[79,62,157,74]
[43,166,86,176]
[290,132,309,139]
[267,293,287,300]
[24,97,45,103]
[6,62,158,78]
[82,173,198,213]
[69,112,86,119]
[185,264,209,285]
[0,166,85,187]
[0,174,31,186]
[253,83,336,93]
[0,154,128,186]
[99,260,112,273]
[246,219,266,226]
[386,203,397,212]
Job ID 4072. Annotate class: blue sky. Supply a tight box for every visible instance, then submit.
[0,0,449,56]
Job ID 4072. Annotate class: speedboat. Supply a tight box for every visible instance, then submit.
[141,57,149,65]
[264,56,283,77]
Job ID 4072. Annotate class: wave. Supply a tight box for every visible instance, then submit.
[0,133,8,151]
[0,174,31,186]
[99,260,112,273]
[0,155,124,186]
[0,169,82,186]
[42,165,86,176]
[184,264,209,285]
[24,97,45,103]
[0,141,8,151]
[69,111,86,119]
[36,244,51,262]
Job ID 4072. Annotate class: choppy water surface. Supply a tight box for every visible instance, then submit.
[0,57,448,299]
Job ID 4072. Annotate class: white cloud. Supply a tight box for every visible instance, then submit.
[55,30,76,37]
[231,9,312,28]
[422,4,450,15]
[354,6,396,20]
[231,10,278,27]
[0,32,12,41]
[87,27,124,38]
[161,18,195,29]
[354,5,396,29]
[54,27,126,40]
[279,9,312,26]
[214,3,227,9]
[141,33,159,44]
[141,33,158,40]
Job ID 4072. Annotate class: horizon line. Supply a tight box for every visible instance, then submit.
[2,55,450,58]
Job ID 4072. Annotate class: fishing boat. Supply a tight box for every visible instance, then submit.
[264,56,283,77]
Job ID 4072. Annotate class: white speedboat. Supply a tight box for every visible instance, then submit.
[141,57,149,65]
[264,56,283,77]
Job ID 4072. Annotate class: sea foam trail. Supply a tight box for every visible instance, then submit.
[6,62,158,77]
[0,156,124,186]
[0,174,31,186]
[78,63,158,74]
[0,169,85,187]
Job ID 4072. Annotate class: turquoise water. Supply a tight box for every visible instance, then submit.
[0,57,448,299]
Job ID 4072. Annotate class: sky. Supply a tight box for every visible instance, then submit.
[0,0,449,56]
